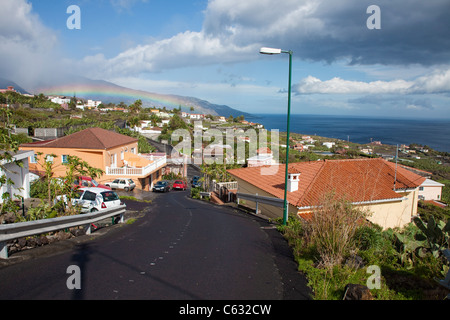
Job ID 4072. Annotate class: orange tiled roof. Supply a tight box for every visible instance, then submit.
[20,127,137,150]
[257,147,272,154]
[227,158,426,208]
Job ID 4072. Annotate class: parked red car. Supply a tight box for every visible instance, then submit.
[73,176,111,190]
[172,180,187,191]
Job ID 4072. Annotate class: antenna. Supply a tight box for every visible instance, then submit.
[394,144,398,190]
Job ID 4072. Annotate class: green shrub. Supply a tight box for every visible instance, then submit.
[302,193,370,267]
[191,187,201,199]
[280,200,449,299]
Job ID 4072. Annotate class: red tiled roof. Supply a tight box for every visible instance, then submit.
[227,158,427,208]
[257,147,272,154]
[21,127,138,150]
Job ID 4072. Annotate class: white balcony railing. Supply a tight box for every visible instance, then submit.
[105,155,166,176]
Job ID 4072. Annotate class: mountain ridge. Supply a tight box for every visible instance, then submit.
[19,76,253,118]
[0,78,30,95]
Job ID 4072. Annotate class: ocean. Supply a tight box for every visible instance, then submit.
[246,114,450,153]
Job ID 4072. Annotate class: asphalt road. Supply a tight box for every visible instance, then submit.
[0,189,311,300]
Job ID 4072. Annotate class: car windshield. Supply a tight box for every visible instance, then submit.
[174,180,183,184]
[127,179,134,184]
[155,181,165,186]
[101,191,119,202]
[91,179,99,187]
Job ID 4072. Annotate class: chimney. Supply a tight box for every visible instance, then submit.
[287,169,301,192]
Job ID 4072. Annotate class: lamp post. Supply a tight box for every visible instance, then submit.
[260,47,293,226]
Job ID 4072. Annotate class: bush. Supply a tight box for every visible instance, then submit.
[302,193,370,267]
[190,187,201,199]
[278,191,450,300]
[354,224,385,251]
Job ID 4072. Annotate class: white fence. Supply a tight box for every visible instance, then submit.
[214,181,238,193]
[106,156,166,176]
[0,206,126,259]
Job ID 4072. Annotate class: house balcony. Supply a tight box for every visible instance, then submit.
[105,154,166,177]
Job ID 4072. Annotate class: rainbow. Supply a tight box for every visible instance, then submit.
[35,82,196,110]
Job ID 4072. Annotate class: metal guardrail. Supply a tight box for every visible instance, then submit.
[236,192,286,215]
[0,205,126,259]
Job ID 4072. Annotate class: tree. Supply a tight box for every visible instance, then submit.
[69,96,77,110]
[128,116,140,129]
[129,99,143,114]
[0,108,21,215]
[60,155,104,214]
[34,152,58,205]
[169,114,188,130]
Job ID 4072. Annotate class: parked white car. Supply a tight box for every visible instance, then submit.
[72,187,125,213]
[105,178,136,191]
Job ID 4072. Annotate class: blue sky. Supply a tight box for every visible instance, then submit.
[1,0,450,118]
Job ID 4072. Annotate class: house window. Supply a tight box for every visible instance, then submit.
[62,155,69,164]
[419,187,424,191]
[131,147,135,154]
[121,150,124,160]
[29,154,37,164]
[110,154,117,167]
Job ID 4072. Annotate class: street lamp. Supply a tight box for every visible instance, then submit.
[260,47,293,226]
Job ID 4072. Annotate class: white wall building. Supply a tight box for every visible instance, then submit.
[0,150,34,203]
[50,97,71,105]
[418,179,445,201]
[85,100,102,108]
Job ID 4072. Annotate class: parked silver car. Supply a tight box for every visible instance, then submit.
[105,178,136,191]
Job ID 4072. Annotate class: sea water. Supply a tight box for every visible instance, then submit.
[247,114,450,152]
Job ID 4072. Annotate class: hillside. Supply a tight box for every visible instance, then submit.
[0,78,30,95]
[22,76,252,118]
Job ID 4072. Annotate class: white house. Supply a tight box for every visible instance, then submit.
[190,114,205,120]
[85,100,102,108]
[418,178,445,201]
[322,142,335,149]
[50,96,71,105]
[0,150,34,203]
[247,154,274,167]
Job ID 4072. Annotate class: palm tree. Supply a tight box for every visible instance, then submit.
[129,99,143,114]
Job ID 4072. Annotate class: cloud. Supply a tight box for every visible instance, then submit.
[295,76,412,94]
[0,0,62,89]
[295,68,450,95]
[80,30,258,78]
[349,95,434,111]
[203,0,450,66]
[78,0,450,79]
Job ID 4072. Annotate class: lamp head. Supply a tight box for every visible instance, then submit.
[260,47,282,55]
